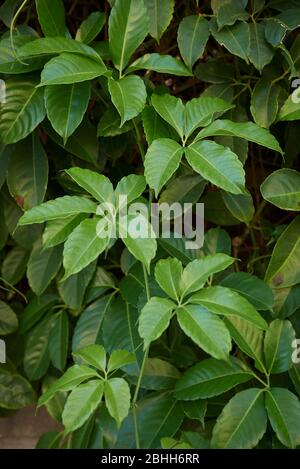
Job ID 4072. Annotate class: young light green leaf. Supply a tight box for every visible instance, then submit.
[265,388,300,449]
[66,168,115,205]
[40,53,107,86]
[264,319,295,374]
[0,300,18,336]
[45,82,91,143]
[104,378,131,427]
[175,357,253,400]
[190,286,268,330]
[180,254,234,298]
[151,94,185,139]
[62,380,104,433]
[185,140,245,195]
[176,304,231,360]
[126,53,191,76]
[107,350,135,373]
[178,15,210,70]
[108,76,147,126]
[261,169,300,211]
[144,138,184,197]
[108,0,149,72]
[145,0,174,42]
[265,216,300,289]
[62,218,110,280]
[35,0,66,37]
[212,388,267,449]
[154,257,183,301]
[138,297,176,347]
[73,344,106,372]
[19,196,98,225]
[75,11,106,44]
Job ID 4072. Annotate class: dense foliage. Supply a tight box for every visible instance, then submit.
[1,0,300,449]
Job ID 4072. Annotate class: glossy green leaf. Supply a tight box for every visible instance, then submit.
[178,15,210,70]
[176,304,232,360]
[185,140,245,195]
[108,76,147,126]
[115,175,146,209]
[107,350,135,373]
[154,257,183,301]
[261,169,300,211]
[126,53,191,76]
[104,378,131,426]
[212,388,267,449]
[63,380,104,433]
[66,167,115,205]
[108,0,149,72]
[35,0,66,37]
[138,297,175,347]
[73,344,106,372]
[27,244,63,295]
[264,319,295,374]
[145,0,174,42]
[142,106,177,144]
[278,94,300,121]
[151,94,185,139]
[175,357,253,400]
[185,98,233,139]
[43,214,88,249]
[190,286,268,330]
[19,37,101,61]
[75,11,106,44]
[0,300,18,335]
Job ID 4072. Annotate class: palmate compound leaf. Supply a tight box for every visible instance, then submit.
[211,388,267,449]
[62,379,104,433]
[40,53,107,86]
[176,304,232,360]
[185,140,246,195]
[144,138,184,197]
[19,196,98,225]
[108,75,147,126]
[190,286,268,330]
[261,169,300,211]
[138,297,176,348]
[175,357,253,400]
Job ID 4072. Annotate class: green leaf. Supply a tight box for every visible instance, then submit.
[265,388,300,448]
[138,297,175,347]
[108,0,149,73]
[261,169,300,211]
[43,214,88,249]
[27,244,63,296]
[38,364,99,407]
[180,254,234,298]
[73,344,106,372]
[126,53,191,76]
[264,319,295,374]
[142,106,177,144]
[220,272,274,311]
[115,175,146,209]
[58,262,96,310]
[160,174,206,206]
[154,257,183,301]
[144,138,183,197]
[177,15,210,70]
[185,98,233,139]
[210,19,250,62]
[211,388,267,449]
[175,357,253,400]
[105,378,131,427]
[195,119,283,154]
[62,218,110,280]
[108,76,147,126]
[265,215,300,288]
[19,37,101,61]
[66,168,115,205]
[35,0,66,37]
[19,293,58,334]
[19,196,98,225]
[45,82,91,143]
[75,11,106,44]
[176,304,232,360]
[24,314,53,380]
[0,77,46,144]
[185,140,245,195]
[190,286,268,330]
[1,246,29,285]
[63,380,104,433]
[278,94,300,121]
[49,311,69,371]
[182,401,207,423]
[0,369,35,410]
[151,94,185,139]
[145,0,174,42]
[0,300,18,335]
[221,191,255,224]
[127,358,180,391]
[7,132,48,210]
[211,0,249,29]
[40,53,107,86]
[251,76,281,128]
[224,316,265,372]
[248,22,275,71]
[107,350,135,373]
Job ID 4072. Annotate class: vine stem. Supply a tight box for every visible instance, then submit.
[132,264,150,449]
